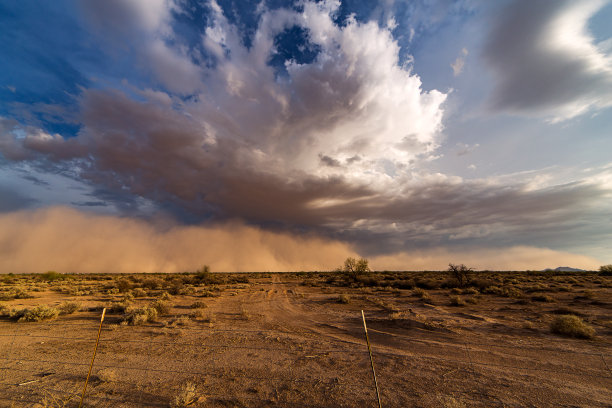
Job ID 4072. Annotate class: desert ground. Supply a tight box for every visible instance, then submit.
[0,270,610,407]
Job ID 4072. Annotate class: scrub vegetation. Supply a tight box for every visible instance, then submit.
[0,266,609,407]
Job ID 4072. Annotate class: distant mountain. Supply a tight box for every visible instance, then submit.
[543,266,586,272]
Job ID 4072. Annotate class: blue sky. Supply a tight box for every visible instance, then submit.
[0,0,611,272]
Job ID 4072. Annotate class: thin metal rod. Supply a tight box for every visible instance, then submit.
[361,310,382,408]
[79,308,105,408]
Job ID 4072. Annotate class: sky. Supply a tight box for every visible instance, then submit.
[0,0,611,272]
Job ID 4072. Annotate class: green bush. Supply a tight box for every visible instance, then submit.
[550,315,595,339]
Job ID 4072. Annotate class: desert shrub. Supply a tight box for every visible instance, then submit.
[190,308,208,319]
[465,296,479,304]
[58,302,81,315]
[141,278,163,290]
[415,278,439,290]
[0,288,34,301]
[0,304,10,317]
[171,382,199,407]
[550,315,595,339]
[392,279,414,289]
[449,295,466,306]
[355,275,381,287]
[501,287,523,298]
[388,311,405,320]
[200,290,215,297]
[462,287,479,295]
[151,299,171,315]
[447,263,473,288]
[15,305,60,322]
[531,295,555,302]
[191,301,207,309]
[123,306,158,325]
[450,288,462,295]
[122,292,135,302]
[160,291,172,301]
[338,294,351,304]
[168,282,185,295]
[40,271,64,281]
[483,285,502,295]
[13,288,34,299]
[132,288,147,297]
[599,264,612,276]
[109,300,132,314]
[96,368,117,383]
[116,278,132,293]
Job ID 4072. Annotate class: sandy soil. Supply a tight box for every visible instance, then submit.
[0,272,611,407]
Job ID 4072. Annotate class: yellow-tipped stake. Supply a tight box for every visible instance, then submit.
[79,308,106,408]
[362,310,382,408]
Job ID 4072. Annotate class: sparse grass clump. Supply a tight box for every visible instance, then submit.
[465,296,479,304]
[531,294,555,303]
[191,301,207,309]
[550,315,595,339]
[413,288,427,298]
[96,368,117,383]
[171,381,199,407]
[338,294,351,304]
[449,295,466,306]
[190,308,208,319]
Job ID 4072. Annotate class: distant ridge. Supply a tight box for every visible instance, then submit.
[543,266,586,272]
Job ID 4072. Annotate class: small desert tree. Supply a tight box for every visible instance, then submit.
[343,257,371,278]
[448,263,473,288]
[599,265,612,276]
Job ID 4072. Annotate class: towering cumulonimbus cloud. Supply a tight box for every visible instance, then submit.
[0,0,446,221]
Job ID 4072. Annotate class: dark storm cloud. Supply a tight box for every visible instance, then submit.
[0,185,37,213]
[483,0,612,121]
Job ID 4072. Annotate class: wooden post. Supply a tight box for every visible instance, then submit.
[79,308,106,408]
[362,310,382,408]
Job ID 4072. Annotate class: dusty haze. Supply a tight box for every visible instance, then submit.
[0,207,602,273]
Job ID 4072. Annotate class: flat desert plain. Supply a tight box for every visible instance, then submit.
[0,271,611,407]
